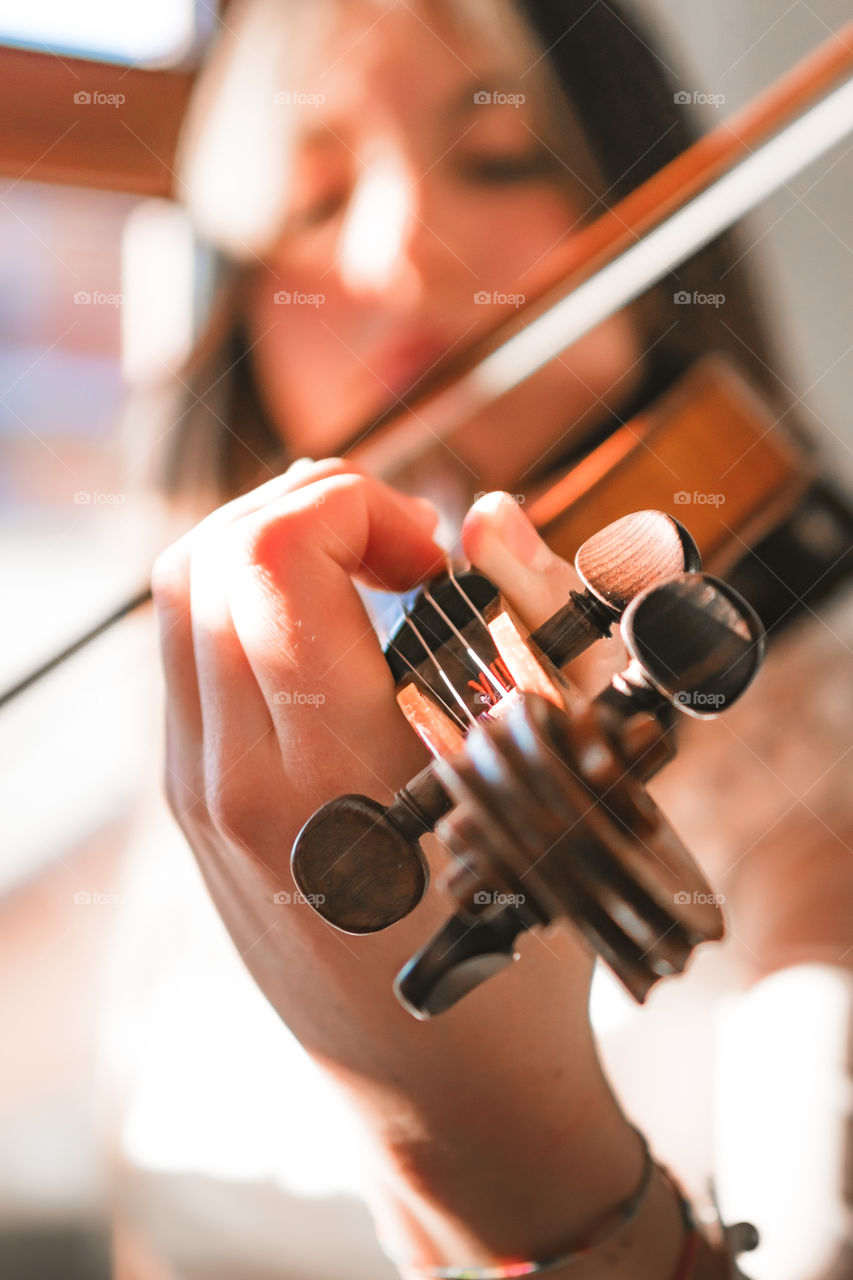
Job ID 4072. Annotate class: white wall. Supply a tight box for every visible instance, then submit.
[641,0,853,483]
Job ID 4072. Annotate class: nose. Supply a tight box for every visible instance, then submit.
[336,157,446,304]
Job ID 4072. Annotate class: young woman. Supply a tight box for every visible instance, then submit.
[131,1,853,1276]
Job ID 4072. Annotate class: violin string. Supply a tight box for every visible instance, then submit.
[421,587,508,702]
[445,563,516,692]
[385,631,469,732]
[446,561,496,638]
[395,605,476,726]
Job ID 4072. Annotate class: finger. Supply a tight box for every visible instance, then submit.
[203,455,364,527]
[189,523,280,827]
[461,492,581,629]
[226,472,444,802]
[186,460,378,796]
[151,458,334,749]
[151,543,207,822]
[151,457,418,817]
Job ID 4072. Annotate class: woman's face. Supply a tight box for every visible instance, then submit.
[244,3,642,490]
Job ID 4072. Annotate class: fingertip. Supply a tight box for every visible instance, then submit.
[462,491,552,571]
[407,495,443,535]
[464,489,517,523]
[393,492,449,561]
[357,489,447,592]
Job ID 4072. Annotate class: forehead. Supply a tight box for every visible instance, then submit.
[295,3,530,137]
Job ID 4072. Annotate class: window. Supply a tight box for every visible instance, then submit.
[0,0,210,67]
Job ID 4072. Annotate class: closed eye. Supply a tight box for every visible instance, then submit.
[285,191,348,231]
[459,150,558,184]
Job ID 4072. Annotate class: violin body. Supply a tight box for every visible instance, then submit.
[527,355,811,574]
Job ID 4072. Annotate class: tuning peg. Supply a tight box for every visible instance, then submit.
[290,763,450,933]
[604,572,765,722]
[531,509,700,668]
[394,907,530,1019]
[392,686,727,1019]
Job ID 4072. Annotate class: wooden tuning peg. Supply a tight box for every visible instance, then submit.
[531,509,700,667]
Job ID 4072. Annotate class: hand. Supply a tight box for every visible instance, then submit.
[152,458,447,1048]
[152,465,640,1265]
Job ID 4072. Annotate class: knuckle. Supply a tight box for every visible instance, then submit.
[295,455,348,475]
[240,495,326,576]
[162,728,201,819]
[231,468,372,582]
[163,758,202,831]
[205,775,267,848]
[150,542,189,609]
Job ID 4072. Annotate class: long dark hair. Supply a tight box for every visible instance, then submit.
[519,0,781,385]
[155,0,789,505]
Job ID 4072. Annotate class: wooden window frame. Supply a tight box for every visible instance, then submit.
[0,44,198,196]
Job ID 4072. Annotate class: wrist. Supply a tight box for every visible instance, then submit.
[365,1094,654,1275]
[373,1137,725,1280]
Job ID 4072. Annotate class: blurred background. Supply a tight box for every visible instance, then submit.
[0,1,850,1276]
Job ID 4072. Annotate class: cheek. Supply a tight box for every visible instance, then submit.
[248,268,351,388]
[249,266,342,354]
[461,188,587,285]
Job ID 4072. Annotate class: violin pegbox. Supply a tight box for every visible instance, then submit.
[397,571,764,1017]
[291,510,694,935]
[290,510,764,1016]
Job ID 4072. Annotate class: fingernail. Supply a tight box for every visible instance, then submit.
[476,492,553,570]
[286,456,317,480]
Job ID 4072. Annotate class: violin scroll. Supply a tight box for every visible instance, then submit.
[291,510,699,934]
[289,511,766,1018]
[396,572,764,1017]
